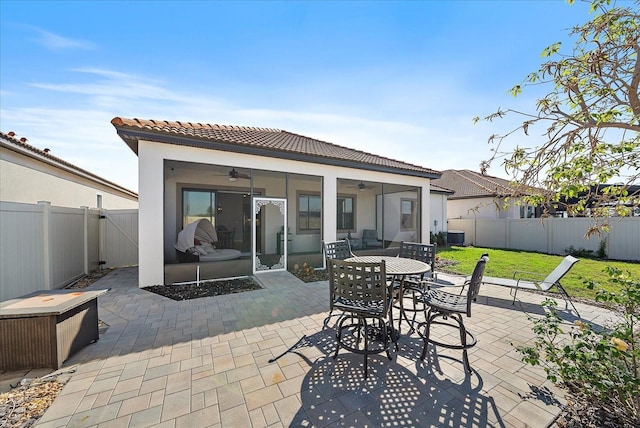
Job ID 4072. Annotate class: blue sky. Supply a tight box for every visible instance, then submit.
[1,0,594,192]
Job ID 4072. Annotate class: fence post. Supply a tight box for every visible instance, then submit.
[547,218,553,255]
[99,209,106,270]
[505,218,511,249]
[473,218,477,247]
[82,206,89,274]
[38,201,52,290]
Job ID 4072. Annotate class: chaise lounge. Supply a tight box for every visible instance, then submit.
[480,255,580,316]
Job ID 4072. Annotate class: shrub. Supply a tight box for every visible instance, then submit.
[565,245,594,258]
[430,231,447,247]
[516,267,639,425]
[291,262,328,283]
[597,237,608,259]
[565,238,608,260]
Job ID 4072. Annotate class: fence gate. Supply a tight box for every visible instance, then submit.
[100,209,138,268]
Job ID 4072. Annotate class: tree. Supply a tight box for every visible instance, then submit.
[475,0,640,235]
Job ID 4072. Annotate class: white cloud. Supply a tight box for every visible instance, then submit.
[4,66,539,193]
[29,27,96,51]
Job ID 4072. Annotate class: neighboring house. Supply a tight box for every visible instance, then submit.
[111,117,441,287]
[561,184,640,217]
[1,131,138,209]
[433,169,542,220]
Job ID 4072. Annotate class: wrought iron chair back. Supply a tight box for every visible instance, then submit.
[465,253,488,315]
[398,241,436,272]
[323,240,354,261]
[329,259,389,311]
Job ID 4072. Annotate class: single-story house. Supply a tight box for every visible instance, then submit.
[1,131,138,209]
[432,169,543,220]
[111,117,441,287]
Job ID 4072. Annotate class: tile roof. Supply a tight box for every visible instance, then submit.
[111,117,440,179]
[430,183,454,194]
[0,131,138,197]
[432,169,526,199]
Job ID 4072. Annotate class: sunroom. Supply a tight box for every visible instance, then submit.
[111,117,441,287]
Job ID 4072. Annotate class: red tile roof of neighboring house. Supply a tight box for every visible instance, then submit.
[433,169,529,199]
[111,117,441,179]
[0,131,138,197]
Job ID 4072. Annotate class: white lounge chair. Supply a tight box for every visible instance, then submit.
[480,255,580,316]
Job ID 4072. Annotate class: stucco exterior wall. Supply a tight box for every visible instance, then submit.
[448,197,497,219]
[138,139,432,287]
[0,149,138,209]
[429,193,448,235]
[447,196,526,220]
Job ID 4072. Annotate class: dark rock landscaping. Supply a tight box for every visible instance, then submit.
[143,277,262,301]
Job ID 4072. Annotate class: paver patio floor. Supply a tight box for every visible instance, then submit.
[27,267,617,427]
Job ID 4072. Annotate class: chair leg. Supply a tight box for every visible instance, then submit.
[456,314,471,373]
[420,311,436,360]
[413,290,429,333]
[334,313,393,379]
[333,316,344,360]
[396,289,412,335]
[375,317,393,360]
[420,311,475,373]
[323,309,334,329]
[396,287,427,336]
[556,284,581,317]
[334,314,356,360]
[362,317,369,378]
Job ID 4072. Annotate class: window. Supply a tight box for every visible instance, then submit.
[298,193,321,233]
[183,189,216,228]
[337,195,355,231]
[520,205,535,218]
[401,199,417,230]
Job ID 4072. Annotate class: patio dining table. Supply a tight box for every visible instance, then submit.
[345,255,431,335]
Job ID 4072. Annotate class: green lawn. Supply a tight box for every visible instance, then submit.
[436,246,640,300]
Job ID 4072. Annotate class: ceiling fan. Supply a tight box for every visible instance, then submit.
[347,181,375,191]
[214,168,250,181]
[228,168,250,181]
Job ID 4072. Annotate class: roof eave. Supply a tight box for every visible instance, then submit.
[1,136,138,199]
[115,128,441,180]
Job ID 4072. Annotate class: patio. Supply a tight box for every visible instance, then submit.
[30,267,616,427]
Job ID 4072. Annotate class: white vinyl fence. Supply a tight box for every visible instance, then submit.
[447,217,640,261]
[0,201,138,301]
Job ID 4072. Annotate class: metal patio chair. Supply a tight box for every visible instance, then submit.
[323,239,355,261]
[328,258,394,378]
[417,254,488,373]
[322,240,356,328]
[480,255,580,316]
[393,241,437,333]
[361,229,383,249]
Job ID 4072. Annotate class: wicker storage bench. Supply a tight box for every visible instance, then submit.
[0,289,107,371]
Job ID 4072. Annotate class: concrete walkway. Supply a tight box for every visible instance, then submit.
[30,267,617,427]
